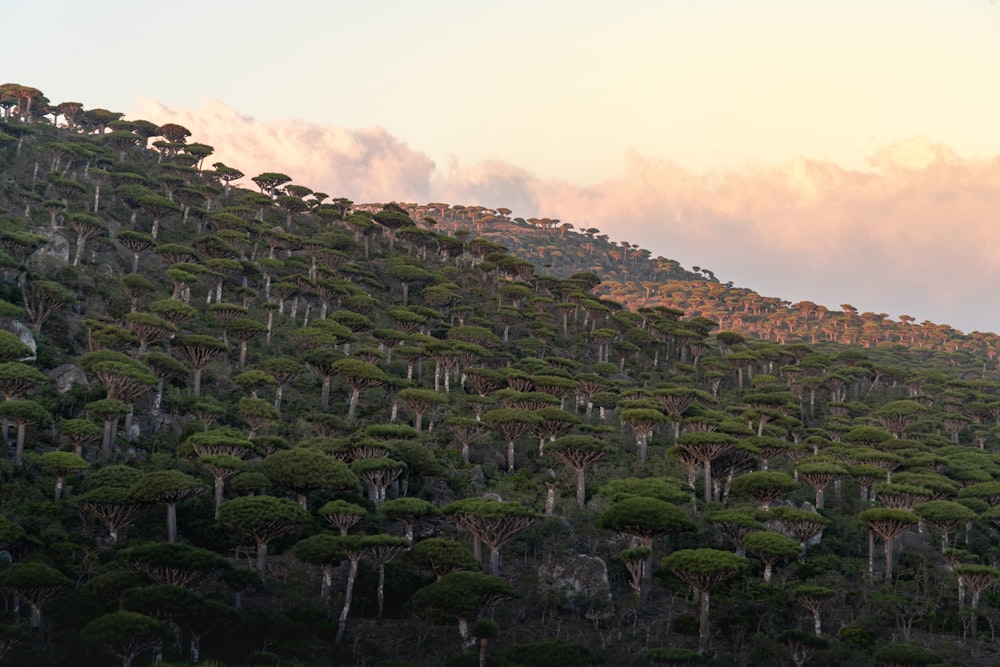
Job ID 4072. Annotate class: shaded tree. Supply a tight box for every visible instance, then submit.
[130,470,206,543]
[171,334,227,397]
[38,450,89,501]
[79,611,172,667]
[444,498,541,576]
[332,358,389,420]
[859,508,918,582]
[743,531,800,583]
[0,399,49,465]
[413,571,516,645]
[218,495,309,580]
[0,562,71,628]
[121,542,230,588]
[660,549,747,654]
[381,497,440,544]
[794,585,835,636]
[676,432,738,504]
[260,447,357,509]
[546,435,613,508]
[77,486,143,543]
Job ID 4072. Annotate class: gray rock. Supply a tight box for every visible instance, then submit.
[10,321,36,360]
[538,554,611,612]
[33,230,71,264]
[47,364,89,395]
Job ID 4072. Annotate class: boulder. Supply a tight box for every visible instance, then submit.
[10,321,36,360]
[32,230,71,264]
[47,364,88,395]
[538,554,611,613]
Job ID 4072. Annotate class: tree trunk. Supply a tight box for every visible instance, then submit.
[489,546,501,577]
[322,563,334,601]
[334,557,359,643]
[214,477,225,520]
[377,563,386,619]
[699,589,711,654]
[101,419,117,463]
[471,536,482,567]
[348,388,359,420]
[867,530,875,582]
[14,422,25,465]
[190,635,201,664]
[703,460,713,505]
[576,468,586,508]
[152,381,164,423]
[256,538,269,580]
[971,591,981,640]
[72,239,86,266]
[166,502,178,544]
[885,536,893,582]
[321,377,331,410]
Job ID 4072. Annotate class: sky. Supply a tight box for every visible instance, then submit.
[9,1,1000,333]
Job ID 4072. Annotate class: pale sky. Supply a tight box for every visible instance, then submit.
[9,1,1000,334]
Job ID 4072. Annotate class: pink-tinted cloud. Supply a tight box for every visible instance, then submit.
[531,143,1000,332]
[129,99,1000,333]
[130,99,436,203]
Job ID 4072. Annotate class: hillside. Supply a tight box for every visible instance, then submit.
[352,201,997,358]
[0,83,1000,667]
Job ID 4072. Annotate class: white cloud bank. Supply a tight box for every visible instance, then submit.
[131,99,1000,334]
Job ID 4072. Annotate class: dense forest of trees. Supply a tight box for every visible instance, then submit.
[0,82,999,666]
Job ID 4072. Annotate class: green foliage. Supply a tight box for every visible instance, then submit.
[646,648,707,664]
[598,477,690,503]
[120,542,230,583]
[131,470,205,502]
[79,611,172,659]
[0,561,70,591]
[597,497,696,543]
[403,538,480,578]
[660,548,748,591]
[260,448,358,496]
[412,571,516,618]
[218,495,310,540]
[872,642,941,666]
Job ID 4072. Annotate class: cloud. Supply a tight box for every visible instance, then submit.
[129,99,437,203]
[530,146,1000,331]
[129,99,1000,333]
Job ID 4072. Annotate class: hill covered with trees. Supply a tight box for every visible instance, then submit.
[356,202,996,357]
[0,82,999,666]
